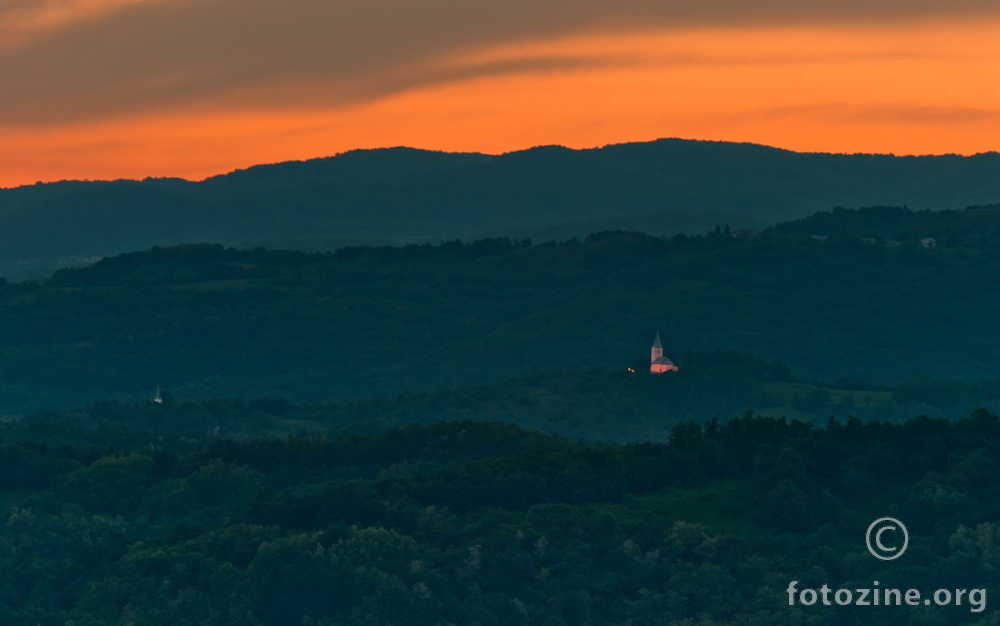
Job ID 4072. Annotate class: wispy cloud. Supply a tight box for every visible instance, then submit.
[1,0,999,184]
[1,0,999,124]
[0,0,170,44]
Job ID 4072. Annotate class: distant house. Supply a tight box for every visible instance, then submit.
[650,333,678,374]
[920,238,937,248]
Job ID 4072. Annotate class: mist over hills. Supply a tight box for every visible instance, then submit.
[2,138,999,279]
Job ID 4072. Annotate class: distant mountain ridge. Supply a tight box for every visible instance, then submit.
[2,138,999,279]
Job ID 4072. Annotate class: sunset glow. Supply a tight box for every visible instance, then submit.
[2,16,999,187]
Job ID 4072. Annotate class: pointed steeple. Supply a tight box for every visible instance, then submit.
[650,333,678,373]
[651,333,664,364]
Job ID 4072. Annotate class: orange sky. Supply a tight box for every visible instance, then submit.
[2,13,999,187]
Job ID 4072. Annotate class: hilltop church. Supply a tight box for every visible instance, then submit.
[650,333,678,373]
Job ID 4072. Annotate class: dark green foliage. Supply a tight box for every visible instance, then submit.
[893,377,965,411]
[793,388,833,412]
[770,204,1000,246]
[1,412,1000,624]
[0,364,768,445]
[7,355,971,445]
[3,139,1000,279]
[5,211,1000,413]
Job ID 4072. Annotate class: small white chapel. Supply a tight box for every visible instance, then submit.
[650,333,678,374]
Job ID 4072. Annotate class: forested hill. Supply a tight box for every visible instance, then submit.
[2,139,1000,279]
[3,205,1000,414]
[2,413,1000,625]
[770,203,1000,243]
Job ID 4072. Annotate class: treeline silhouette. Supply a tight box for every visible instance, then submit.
[13,360,1000,445]
[9,355,788,444]
[3,205,1000,414]
[1,411,999,624]
[4,139,1000,277]
[770,203,1000,246]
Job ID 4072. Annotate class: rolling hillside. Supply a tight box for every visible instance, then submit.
[4,206,1000,414]
[2,139,999,279]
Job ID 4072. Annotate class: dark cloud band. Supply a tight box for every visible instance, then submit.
[1,0,997,123]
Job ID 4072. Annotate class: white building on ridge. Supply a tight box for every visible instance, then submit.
[650,333,678,374]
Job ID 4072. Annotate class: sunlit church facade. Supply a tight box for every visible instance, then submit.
[650,333,678,374]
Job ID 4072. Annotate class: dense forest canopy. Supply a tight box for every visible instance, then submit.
[1,412,1000,625]
[3,205,1000,414]
[12,361,1000,445]
[2,139,999,279]
[770,204,1000,245]
[1,205,999,625]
